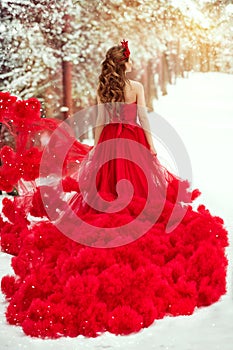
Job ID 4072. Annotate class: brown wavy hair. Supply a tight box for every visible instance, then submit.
[97,45,130,103]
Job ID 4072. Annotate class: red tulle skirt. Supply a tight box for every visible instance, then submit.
[0,95,229,339]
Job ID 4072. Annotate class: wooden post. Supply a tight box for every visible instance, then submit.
[61,14,73,120]
[147,59,157,111]
[62,60,73,119]
[160,52,169,96]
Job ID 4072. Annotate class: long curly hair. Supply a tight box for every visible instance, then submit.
[97,45,130,103]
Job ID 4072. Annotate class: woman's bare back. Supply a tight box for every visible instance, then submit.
[124,80,138,104]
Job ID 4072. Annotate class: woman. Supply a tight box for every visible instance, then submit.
[94,41,156,155]
[71,41,174,222]
[1,40,228,339]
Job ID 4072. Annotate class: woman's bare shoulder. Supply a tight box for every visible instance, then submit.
[128,79,143,90]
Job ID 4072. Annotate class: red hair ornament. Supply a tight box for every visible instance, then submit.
[118,39,130,62]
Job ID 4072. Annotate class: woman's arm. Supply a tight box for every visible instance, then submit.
[136,82,157,155]
[94,93,105,146]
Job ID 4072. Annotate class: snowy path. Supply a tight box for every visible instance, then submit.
[0,72,233,349]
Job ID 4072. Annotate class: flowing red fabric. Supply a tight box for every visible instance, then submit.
[0,92,90,192]
[0,93,229,338]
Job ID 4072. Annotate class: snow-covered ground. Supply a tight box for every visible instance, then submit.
[0,72,233,349]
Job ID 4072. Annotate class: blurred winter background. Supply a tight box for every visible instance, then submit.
[1,0,233,120]
[0,0,233,349]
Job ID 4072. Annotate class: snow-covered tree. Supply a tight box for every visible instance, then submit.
[0,0,232,118]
